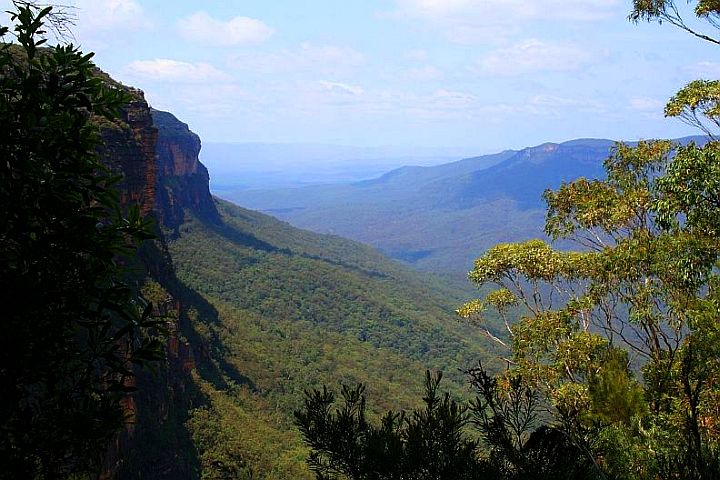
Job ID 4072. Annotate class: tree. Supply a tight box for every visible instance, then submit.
[295,368,605,480]
[468,363,601,480]
[630,0,720,46]
[295,371,487,480]
[0,4,161,478]
[460,4,720,477]
[461,138,720,480]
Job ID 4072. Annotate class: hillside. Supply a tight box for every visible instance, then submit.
[103,105,503,479]
[222,137,704,273]
[164,199,501,478]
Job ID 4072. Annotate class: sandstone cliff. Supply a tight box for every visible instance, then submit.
[97,89,222,480]
[97,88,157,216]
[152,109,220,232]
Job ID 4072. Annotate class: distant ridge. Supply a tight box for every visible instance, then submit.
[219,136,708,274]
[201,142,476,189]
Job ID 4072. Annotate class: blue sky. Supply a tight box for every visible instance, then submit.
[8,0,719,152]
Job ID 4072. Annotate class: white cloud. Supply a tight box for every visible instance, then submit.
[685,61,720,79]
[70,0,149,32]
[177,11,273,47]
[405,66,445,81]
[395,0,619,21]
[629,96,664,111]
[478,39,592,75]
[402,0,473,15]
[524,94,607,116]
[126,59,233,83]
[406,49,428,61]
[228,42,365,75]
[529,94,580,107]
[389,0,620,43]
[141,84,252,125]
[291,83,604,123]
[433,89,475,102]
[319,81,365,95]
[300,43,365,66]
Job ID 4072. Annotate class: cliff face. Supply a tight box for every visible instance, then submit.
[98,90,220,480]
[151,109,220,232]
[98,89,158,216]
[98,91,221,230]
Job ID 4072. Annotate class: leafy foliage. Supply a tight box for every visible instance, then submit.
[630,0,720,45]
[464,136,720,478]
[470,364,601,480]
[295,371,486,480]
[0,4,160,477]
[296,366,603,480]
[167,200,503,478]
[665,80,720,136]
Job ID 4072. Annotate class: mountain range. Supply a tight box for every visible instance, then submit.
[221,136,706,274]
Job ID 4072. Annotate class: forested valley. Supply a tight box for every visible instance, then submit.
[1,1,720,479]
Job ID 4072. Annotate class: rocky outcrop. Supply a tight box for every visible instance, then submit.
[98,88,158,216]
[152,109,220,232]
[107,286,201,480]
[98,90,208,480]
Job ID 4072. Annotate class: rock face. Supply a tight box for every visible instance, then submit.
[97,93,220,229]
[152,109,220,232]
[97,90,219,479]
[98,89,158,216]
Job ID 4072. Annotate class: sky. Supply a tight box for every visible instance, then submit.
[4,0,719,152]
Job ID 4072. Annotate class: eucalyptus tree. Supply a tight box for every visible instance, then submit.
[461,3,720,478]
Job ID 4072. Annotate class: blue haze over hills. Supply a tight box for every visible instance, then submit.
[210,136,706,275]
[201,143,478,190]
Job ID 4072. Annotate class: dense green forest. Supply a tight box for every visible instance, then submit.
[166,199,503,478]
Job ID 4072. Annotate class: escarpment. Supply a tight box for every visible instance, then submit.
[97,87,219,480]
[152,109,220,232]
[97,89,158,216]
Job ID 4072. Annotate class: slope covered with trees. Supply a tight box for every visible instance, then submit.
[55,94,500,478]
[164,196,503,478]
